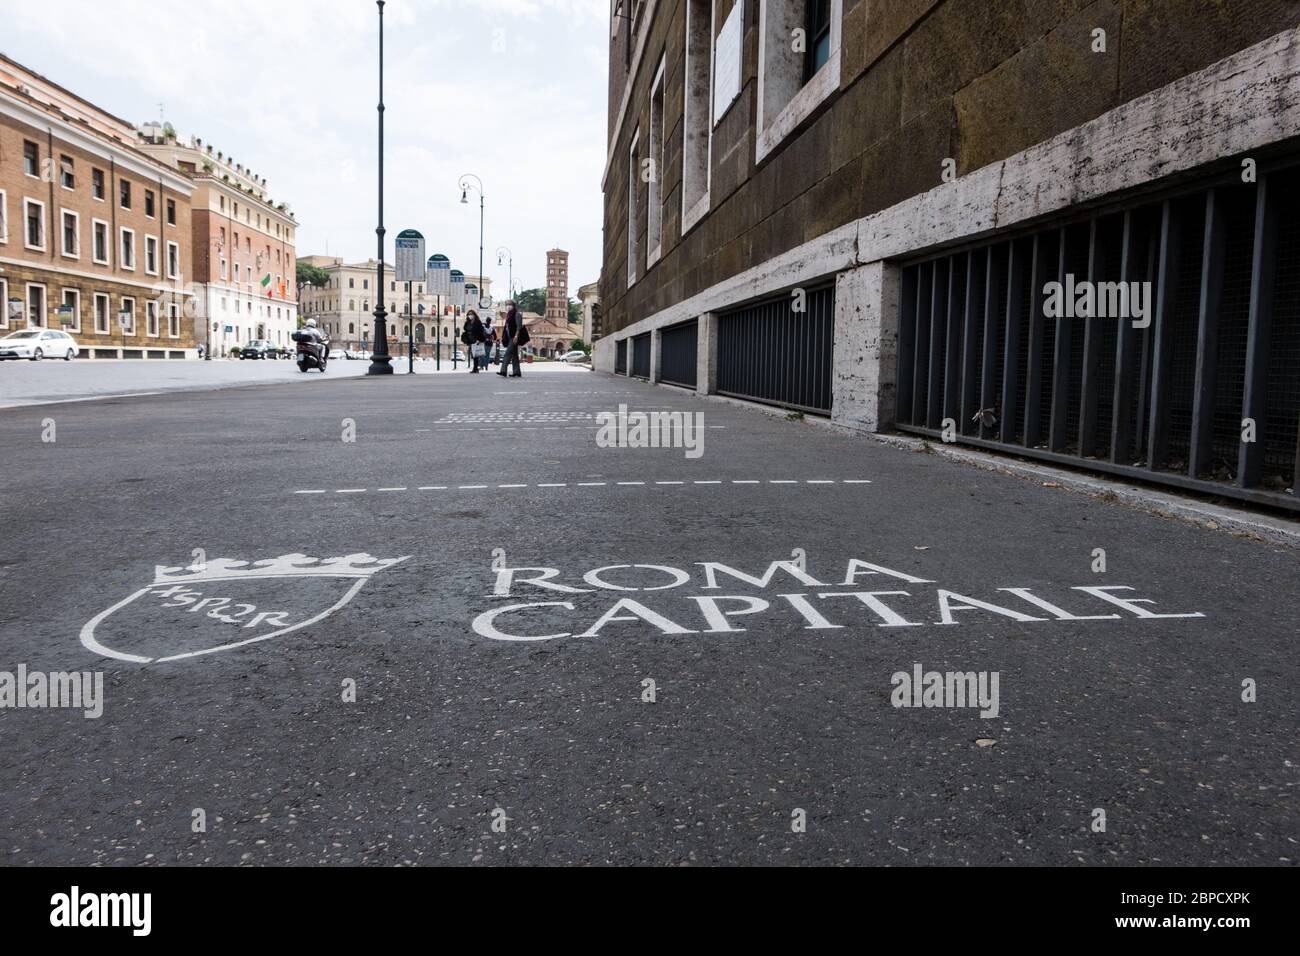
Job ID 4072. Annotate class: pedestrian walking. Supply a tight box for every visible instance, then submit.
[463,310,487,374]
[497,303,526,378]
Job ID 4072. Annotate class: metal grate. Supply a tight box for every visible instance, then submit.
[615,338,627,374]
[631,332,651,378]
[896,166,1300,513]
[659,319,698,388]
[717,285,834,413]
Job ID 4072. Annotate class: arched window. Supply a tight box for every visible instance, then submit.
[415,323,425,342]
[348,323,355,334]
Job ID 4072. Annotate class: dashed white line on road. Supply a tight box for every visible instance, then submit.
[296,479,871,496]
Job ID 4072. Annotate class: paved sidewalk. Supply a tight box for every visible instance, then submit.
[0,358,585,407]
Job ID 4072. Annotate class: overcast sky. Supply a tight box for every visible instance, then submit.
[4,0,609,297]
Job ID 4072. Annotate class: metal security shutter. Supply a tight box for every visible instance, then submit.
[716,285,834,413]
[615,338,627,374]
[659,319,698,388]
[631,332,651,378]
[896,167,1300,513]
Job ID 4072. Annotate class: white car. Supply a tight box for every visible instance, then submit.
[559,350,589,363]
[0,328,80,361]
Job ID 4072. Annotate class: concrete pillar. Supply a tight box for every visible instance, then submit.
[649,328,661,383]
[831,260,900,432]
[696,311,718,395]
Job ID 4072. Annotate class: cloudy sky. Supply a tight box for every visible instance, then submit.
[4,0,609,296]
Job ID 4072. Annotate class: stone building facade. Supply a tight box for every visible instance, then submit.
[299,254,492,355]
[598,1,1300,513]
[0,55,195,357]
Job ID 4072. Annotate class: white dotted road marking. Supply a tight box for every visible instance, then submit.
[297,479,871,496]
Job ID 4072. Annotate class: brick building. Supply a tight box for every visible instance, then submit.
[544,247,570,327]
[0,55,195,357]
[599,1,1300,513]
[137,127,299,357]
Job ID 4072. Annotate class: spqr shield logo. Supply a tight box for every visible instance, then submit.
[80,553,409,664]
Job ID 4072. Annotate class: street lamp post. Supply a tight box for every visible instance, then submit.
[368,0,393,375]
[496,246,513,302]
[459,174,485,308]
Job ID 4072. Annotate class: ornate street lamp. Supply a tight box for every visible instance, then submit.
[458,174,486,308]
[368,0,393,375]
[496,246,514,300]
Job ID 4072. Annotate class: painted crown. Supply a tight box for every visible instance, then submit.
[152,553,409,585]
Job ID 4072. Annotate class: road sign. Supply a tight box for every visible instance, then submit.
[450,270,465,311]
[427,254,450,296]
[395,229,425,282]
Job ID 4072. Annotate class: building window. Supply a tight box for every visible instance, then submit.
[628,126,641,287]
[804,0,832,81]
[145,190,156,218]
[120,297,135,334]
[27,284,47,328]
[24,198,46,251]
[166,199,176,225]
[167,240,180,279]
[144,235,158,274]
[23,140,39,177]
[682,0,714,232]
[147,300,160,337]
[59,289,81,333]
[61,209,79,258]
[168,303,180,338]
[647,57,666,266]
[120,228,135,270]
[60,155,75,190]
[0,278,7,329]
[220,258,228,280]
[92,220,109,264]
[119,179,132,210]
[92,168,105,200]
[0,189,8,243]
[94,293,110,333]
[756,0,842,163]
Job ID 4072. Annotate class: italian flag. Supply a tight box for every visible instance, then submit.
[261,273,272,297]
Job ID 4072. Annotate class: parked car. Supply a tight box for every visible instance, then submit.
[559,350,589,363]
[0,328,79,361]
[239,340,276,359]
[334,349,355,360]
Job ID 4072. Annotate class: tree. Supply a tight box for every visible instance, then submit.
[568,299,582,325]
[514,288,546,315]
[296,262,330,289]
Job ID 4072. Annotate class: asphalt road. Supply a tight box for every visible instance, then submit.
[0,364,1295,865]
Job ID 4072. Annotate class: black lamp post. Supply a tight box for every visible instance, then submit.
[459,174,485,307]
[368,0,393,375]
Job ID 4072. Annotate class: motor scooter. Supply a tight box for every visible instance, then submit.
[292,330,329,372]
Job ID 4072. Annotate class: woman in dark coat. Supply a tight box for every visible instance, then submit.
[462,310,487,373]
